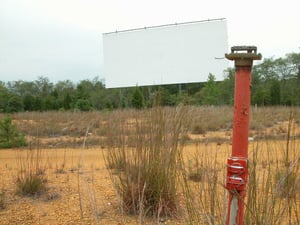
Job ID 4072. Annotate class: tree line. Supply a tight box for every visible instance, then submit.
[0,53,299,112]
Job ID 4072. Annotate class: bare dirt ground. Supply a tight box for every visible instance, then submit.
[0,147,128,225]
[0,143,231,225]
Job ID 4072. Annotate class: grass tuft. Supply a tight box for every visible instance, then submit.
[106,105,190,219]
[15,146,48,196]
[16,174,46,196]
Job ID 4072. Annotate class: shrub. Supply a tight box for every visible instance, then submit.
[75,99,92,111]
[15,148,47,196]
[0,115,27,148]
[131,87,145,109]
[106,106,190,218]
[16,175,46,196]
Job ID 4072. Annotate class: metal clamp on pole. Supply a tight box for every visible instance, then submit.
[226,157,247,192]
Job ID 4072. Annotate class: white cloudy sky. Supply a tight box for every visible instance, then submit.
[0,0,299,83]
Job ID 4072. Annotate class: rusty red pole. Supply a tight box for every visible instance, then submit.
[225,46,261,225]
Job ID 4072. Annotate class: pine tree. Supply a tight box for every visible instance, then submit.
[0,116,27,148]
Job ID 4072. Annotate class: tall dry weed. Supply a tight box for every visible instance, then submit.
[181,143,229,225]
[15,136,48,196]
[105,104,190,220]
[244,109,299,225]
[182,107,300,225]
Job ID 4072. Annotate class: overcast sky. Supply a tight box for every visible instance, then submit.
[1,0,299,83]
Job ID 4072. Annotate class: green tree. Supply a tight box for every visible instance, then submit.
[159,87,176,106]
[42,96,57,111]
[75,99,92,111]
[131,87,145,109]
[23,93,35,111]
[255,58,278,81]
[252,57,281,106]
[252,86,270,106]
[35,76,54,97]
[219,68,235,105]
[0,82,9,112]
[33,97,43,111]
[270,80,281,105]
[63,93,72,110]
[7,94,23,113]
[89,79,108,109]
[76,80,93,100]
[6,80,39,96]
[0,116,27,148]
[286,53,300,105]
[199,73,219,105]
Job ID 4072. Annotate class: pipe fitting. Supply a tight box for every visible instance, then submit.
[225,46,262,67]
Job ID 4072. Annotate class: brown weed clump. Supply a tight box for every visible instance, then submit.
[105,105,190,220]
[15,147,48,196]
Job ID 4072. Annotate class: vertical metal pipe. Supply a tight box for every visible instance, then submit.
[225,46,261,225]
[231,67,252,158]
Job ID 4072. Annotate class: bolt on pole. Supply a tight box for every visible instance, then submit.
[225,46,262,225]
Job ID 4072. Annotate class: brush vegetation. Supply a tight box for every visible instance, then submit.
[0,115,27,148]
[0,106,299,224]
[105,105,190,219]
[103,106,299,224]
[15,147,48,196]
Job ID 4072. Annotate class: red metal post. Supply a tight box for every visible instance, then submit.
[225,46,261,225]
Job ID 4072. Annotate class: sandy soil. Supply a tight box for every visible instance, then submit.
[0,142,234,225]
[0,147,136,225]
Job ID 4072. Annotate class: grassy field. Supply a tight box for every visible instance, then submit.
[0,106,299,225]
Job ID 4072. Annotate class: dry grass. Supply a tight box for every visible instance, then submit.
[182,108,300,225]
[105,105,190,220]
[0,106,299,224]
[181,142,230,225]
[6,106,298,149]
[15,146,48,196]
